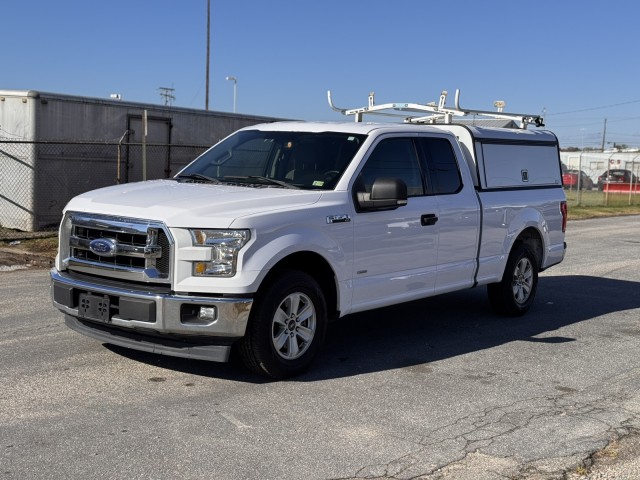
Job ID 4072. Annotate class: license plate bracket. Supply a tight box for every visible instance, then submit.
[78,293,110,323]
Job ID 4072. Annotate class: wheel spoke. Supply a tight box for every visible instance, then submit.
[287,334,300,358]
[297,303,313,323]
[289,294,302,317]
[273,329,289,351]
[296,325,314,343]
[513,284,522,302]
[274,307,289,327]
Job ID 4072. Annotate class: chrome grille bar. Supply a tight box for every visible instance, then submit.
[69,235,162,258]
[64,212,173,283]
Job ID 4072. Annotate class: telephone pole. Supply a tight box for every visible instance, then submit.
[601,118,607,152]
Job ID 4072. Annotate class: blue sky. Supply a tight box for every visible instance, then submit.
[2,0,639,149]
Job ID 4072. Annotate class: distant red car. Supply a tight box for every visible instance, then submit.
[562,170,594,190]
[597,169,639,192]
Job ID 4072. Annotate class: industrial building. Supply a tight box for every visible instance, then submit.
[0,90,280,231]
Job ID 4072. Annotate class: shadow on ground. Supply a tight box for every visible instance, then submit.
[106,274,640,383]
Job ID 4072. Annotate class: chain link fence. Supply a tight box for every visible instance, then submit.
[3,139,640,232]
[561,152,640,207]
[0,140,209,231]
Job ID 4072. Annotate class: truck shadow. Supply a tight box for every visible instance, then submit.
[106,274,640,383]
[303,274,640,381]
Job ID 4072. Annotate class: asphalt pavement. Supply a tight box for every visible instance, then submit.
[1,215,640,479]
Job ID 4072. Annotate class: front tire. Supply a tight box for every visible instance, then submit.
[239,270,327,379]
[488,244,539,316]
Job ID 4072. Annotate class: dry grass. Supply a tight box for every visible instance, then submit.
[565,190,640,219]
[568,205,640,220]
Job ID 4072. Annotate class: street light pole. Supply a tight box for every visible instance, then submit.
[205,0,210,111]
[226,76,237,113]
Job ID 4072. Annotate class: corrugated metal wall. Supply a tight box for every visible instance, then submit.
[0,90,283,231]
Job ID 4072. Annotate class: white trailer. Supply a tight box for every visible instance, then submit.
[0,90,279,231]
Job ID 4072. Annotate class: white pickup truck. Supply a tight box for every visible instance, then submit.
[51,92,567,378]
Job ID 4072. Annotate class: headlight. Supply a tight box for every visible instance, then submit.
[190,229,250,277]
[57,212,73,270]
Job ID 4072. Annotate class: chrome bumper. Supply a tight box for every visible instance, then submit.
[50,269,253,362]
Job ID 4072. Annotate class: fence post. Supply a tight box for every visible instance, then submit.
[142,110,148,181]
[631,155,639,206]
[116,129,129,184]
[604,153,616,206]
[577,153,582,206]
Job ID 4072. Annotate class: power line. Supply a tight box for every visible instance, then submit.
[547,99,640,116]
[551,116,640,129]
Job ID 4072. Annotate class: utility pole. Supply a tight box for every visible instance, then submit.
[205,0,211,111]
[158,87,175,106]
[601,118,607,152]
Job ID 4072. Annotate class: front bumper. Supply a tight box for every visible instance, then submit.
[50,269,253,362]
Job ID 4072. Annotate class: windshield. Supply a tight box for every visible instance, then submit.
[177,129,367,190]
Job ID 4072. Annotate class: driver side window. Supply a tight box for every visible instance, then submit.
[359,138,424,197]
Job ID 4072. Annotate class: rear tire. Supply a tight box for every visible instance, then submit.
[238,270,327,379]
[488,244,539,316]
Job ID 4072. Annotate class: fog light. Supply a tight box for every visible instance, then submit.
[199,306,217,321]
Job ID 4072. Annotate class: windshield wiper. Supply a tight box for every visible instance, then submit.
[223,176,299,189]
[174,173,221,184]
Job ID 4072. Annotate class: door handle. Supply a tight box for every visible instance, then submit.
[421,213,438,226]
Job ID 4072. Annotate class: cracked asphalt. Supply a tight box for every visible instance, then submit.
[1,215,639,479]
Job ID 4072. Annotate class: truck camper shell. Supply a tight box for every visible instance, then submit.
[429,124,562,190]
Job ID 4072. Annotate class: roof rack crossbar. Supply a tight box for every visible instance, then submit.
[327,89,544,129]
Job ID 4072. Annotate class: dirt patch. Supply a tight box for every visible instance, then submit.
[0,247,55,271]
[0,230,57,271]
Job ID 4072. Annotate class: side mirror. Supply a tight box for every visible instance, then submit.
[356,178,408,211]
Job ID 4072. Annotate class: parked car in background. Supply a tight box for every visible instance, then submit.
[562,169,594,190]
[597,169,639,191]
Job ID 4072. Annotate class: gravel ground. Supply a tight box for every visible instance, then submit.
[566,433,640,480]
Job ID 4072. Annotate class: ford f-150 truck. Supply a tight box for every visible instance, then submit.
[51,91,567,378]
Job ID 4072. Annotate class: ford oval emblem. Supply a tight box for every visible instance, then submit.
[89,238,118,257]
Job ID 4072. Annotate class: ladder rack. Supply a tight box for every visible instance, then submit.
[327,89,544,129]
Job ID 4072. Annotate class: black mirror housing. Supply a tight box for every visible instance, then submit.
[357,178,408,211]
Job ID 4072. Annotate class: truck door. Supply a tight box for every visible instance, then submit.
[351,137,439,311]
[415,137,480,294]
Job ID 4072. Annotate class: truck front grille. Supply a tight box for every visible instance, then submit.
[64,212,173,284]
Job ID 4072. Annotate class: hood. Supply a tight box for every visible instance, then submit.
[65,180,323,228]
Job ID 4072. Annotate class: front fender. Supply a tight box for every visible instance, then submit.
[241,227,350,284]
